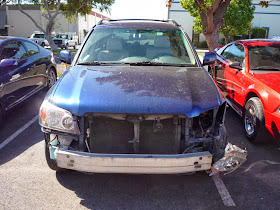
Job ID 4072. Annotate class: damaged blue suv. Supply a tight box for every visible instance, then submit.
[39,19,243,175]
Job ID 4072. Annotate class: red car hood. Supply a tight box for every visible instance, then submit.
[254,73,280,93]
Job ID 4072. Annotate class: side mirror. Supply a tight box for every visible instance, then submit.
[0,59,18,67]
[59,50,71,64]
[229,61,242,70]
[202,52,216,66]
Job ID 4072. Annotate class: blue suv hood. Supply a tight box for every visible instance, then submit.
[49,65,224,117]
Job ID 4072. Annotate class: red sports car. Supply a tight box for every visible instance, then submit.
[214,39,280,142]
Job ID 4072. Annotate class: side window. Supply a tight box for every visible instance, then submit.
[221,44,245,63]
[24,41,39,56]
[0,41,28,60]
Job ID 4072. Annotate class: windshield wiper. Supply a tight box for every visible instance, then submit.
[76,61,107,66]
[251,66,280,71]
[126,61,189,67]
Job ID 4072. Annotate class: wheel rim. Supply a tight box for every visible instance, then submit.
[48,71,56,88]
[244,104,257,136]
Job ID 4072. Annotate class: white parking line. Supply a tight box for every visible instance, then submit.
[0,115,38,150]
[212,174,236,206]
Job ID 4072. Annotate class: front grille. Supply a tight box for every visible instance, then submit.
[54,40,62,44]
[86,114,186,155]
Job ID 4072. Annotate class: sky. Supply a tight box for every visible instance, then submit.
[99,0,169,20]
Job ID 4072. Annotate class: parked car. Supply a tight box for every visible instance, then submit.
[0,37,57,121]
[39,19,243,175]
[29,32,49,48]
[53,33,77,49]
[214,39,280,142]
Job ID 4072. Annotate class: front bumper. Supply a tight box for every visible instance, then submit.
[57,150,212,174]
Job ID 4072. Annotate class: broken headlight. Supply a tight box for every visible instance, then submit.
[199,110,213,130]
[39,100,80,135]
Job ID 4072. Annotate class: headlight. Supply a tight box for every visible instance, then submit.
[277,106,280,113]
[39,100,80,135]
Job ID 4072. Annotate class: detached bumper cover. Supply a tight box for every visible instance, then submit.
[57,150,212,174]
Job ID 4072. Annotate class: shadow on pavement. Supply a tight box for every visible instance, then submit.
[0,90,47,165]
[56,171,224,209]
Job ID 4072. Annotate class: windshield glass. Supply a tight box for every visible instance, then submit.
[77,28,197,66]
[56,34,68,39]
[249,44,280,71]
[32,34,44,38]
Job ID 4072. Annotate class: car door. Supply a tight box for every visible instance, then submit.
[216,43,246,113]
[23,40,47,91]
[0,40,34,109]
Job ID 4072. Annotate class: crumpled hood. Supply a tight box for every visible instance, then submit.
[49,66,224,117]
[254,73,280,93]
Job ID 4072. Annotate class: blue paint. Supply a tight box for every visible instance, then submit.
[49,65,224,118]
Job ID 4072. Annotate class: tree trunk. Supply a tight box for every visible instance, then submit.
[45,21,58,50]
[224,34,229,44]
[204,29,219,52]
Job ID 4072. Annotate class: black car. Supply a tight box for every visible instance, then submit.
[0,37,57,121]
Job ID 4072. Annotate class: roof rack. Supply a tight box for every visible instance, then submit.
[97,19,180,27]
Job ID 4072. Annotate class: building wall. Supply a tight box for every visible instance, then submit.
[7,6,42,38]
[252,0,280,38]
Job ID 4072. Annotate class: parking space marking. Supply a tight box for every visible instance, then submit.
[212,174,236,206]
[0,115,38,150]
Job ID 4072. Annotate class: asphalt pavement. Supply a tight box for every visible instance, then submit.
[0,90,280,209]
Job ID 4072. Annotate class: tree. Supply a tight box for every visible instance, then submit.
[221,0,255,43]
[168,0,231,52]
[7,0,114,50]
[166,0,274,51]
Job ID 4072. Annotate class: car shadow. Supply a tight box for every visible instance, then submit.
[0,90,47,166]
[56,171,224,209]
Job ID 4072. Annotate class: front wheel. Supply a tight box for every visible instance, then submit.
[47,68,57,89]
[244,97,265,142]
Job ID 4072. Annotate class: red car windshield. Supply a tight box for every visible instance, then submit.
[248,44,280,71]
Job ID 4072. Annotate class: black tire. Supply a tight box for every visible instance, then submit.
[73,44,76,50]
[44,133,63,171]
[47,68,57,89]
[243,97,266,142]
[41,42,45,48]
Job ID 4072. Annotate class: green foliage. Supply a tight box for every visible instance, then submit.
[221,0,255,36]
[251,27,267,38]
[199,41,208,49]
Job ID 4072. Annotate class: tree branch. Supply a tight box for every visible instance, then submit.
[212,0,222,13]
[18,0,46,33]
[43,0,52,20]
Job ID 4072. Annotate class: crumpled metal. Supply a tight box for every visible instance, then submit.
[209,143,247,176]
